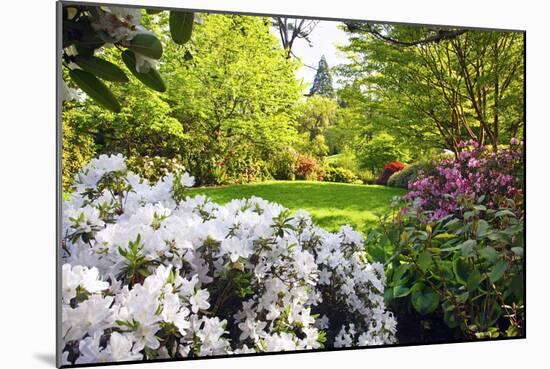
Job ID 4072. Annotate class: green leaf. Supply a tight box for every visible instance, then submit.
[69,69,121,112]
[443,308,460,329]
[453,256,470,285]
[495,209,516,218]
[74,55,129,82]
[384,287,394,304]
[489,260,508,283]
[511,246,524,258]
[417,249,432,273]
[459,239,477,257]
[128,33,163,59]
[444,218,462,231]
[479,246,498,263]
[366,243,386,264]
[393,285,411,298]
[74,44,96,56]
[169,11,194,44]
[476,219,490,237]
[392,264,410,285]
[466,269,482,292]
[121,50,167,92]
[411,283,439,315]
[434,232,456,240]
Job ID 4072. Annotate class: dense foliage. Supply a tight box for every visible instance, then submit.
[61,155,397,365]
[365,138,524,342]
[339,25,524,156]
[366,196,524,341]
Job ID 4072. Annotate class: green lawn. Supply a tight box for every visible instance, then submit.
[187,180,405,234]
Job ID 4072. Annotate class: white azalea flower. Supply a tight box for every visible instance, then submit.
[61,154,397,364]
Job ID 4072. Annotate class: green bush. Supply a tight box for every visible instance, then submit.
[126,155,186,183]
[387,161,435,189]
[356,169,376,185]
[365,197,524,340]
[268,148,297,180]
[61,113,95,192]
[355,132,410,173]
[323,166,358,183]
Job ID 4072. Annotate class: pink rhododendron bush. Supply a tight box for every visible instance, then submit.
[61,154,397,365]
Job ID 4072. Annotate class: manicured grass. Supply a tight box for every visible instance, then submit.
[187,180,405,234]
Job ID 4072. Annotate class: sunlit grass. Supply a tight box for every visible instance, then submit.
[187,180,405,234]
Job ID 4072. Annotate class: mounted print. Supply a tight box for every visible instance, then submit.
[57,1,525,367]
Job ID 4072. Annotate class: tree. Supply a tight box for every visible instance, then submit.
[274,17,319,59]
[63,13,304,186]
[338,25,524,154]
[297,95,338,141]
[162,14,304,184]
[309,56,335,98]
[355,132,409,173]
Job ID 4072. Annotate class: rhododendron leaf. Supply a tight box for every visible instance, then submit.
[489,260,507,283]
[411,283,439,315]
[467,270,482,292]
[169,11,194,45]
[128,33,163,59]
[75,55,129,82]
[392,264,410,285]
[443,307,460,328]
[69,69,121,112]
[476,219,490,238]
[453,256,470,285]
[459,239,477,257]
[479,246,498,263]
[122,50,167,92]
[417,250,432,272]
[393,285,411,298]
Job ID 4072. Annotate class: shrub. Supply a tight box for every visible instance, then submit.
[366,197,524,341]
[355,133,409,173]
[375,161,406,185]
[295,155,321,180]
[387,161,435,189]
[126,155,186,183]
[60,154,397,365]
[323,166,358,184]
[61,114,95,192]
[355,169,376,185]
[405,139,523,221]
[268,148,297,180]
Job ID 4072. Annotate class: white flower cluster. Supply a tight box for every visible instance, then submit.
[61,154,397,365]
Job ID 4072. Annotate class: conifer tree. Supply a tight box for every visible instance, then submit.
[309,55,335,98]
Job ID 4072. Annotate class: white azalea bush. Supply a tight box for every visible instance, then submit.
[61,154,397,365]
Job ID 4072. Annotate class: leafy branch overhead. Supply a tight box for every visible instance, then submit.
[62,6,196,112]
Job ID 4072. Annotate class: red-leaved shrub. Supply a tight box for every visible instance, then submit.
[295,155,319,180]
[376,161,405,185]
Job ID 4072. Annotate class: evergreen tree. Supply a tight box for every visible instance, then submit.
[309,55,335,98]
